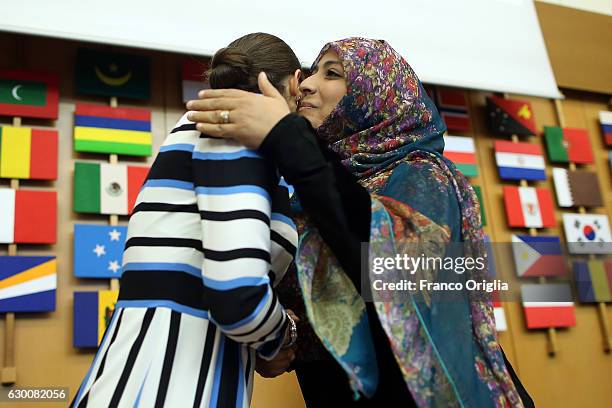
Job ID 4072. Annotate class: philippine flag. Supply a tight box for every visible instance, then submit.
[494,140,546,181]
[511,235,566,277]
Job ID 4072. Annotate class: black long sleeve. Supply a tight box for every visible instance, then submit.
[259,114,371,287]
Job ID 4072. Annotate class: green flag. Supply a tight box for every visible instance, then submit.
[76,48,150,100]
[473,185,487,226]
[0,79,47,106]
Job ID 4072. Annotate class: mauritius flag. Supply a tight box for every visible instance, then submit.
[544,126,593,164]
[443,135,477,177]
[0,69,59,119]
[511,235,566,277]
[74,162,149,215]
[0,256,56,313]
[73,290,119,347]
[573,260,612,303]
[74,103,152,156]
[0,126,58,180]
[494,140,545,181]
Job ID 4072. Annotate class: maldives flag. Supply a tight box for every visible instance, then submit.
[0,69,59,119]
[599,111,612,147]
[494,140,545,181]
[182,58,209,103]
[0,188,56,244]
[74,162,149,215]
[521,283,576,329]
[0,126,58,180]
[544,126,593,164]
[511,235,566,277]
[503,186,555,228]
[486,96,536,136]
[443,135,477,177]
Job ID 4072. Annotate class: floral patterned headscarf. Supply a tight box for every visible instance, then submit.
[315,37,446,180]
[295,38,523,407]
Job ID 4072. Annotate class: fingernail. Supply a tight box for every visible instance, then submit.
[198,90,206,98]
[186,112,193,120]
[186,101,193,109]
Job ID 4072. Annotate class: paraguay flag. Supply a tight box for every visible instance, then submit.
[74,102,152,157]
[0,256,56,313]
[494,140,545,181]
[73,290,119,348]
[511,235,566,277]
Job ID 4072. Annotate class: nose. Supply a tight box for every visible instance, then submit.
[298,75,316,96]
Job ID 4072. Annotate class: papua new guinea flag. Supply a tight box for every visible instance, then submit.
[486,96,536,136]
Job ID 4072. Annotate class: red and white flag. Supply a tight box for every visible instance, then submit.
[503,186,555,228]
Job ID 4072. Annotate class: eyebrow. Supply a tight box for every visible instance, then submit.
[322,60,342,68]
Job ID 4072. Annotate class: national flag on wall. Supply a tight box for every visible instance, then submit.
[562,214,612,255]
[573,260,612,303]
[0,69,59,119]
[503,186,555,228]
[0,256,56,313]
[443,135,478,177]
[74,224,127,278]
[485,235,506,331]
[429,87,471,131]
[493,295,507,332]
[76,48,150,100]
[552,168,602,208]
[486,96,536,136]
[74,162,148,215]
[511,235,566,277]
[182,58,209,103]
[74,103,152,157]
[494,140,545,181]
[521,283,576,329]
[544,126,593,164]
[0,126,58,180]
[73,290,119,348]
[472,185,487,226]
[0,189,56,244]
[599,111,612,147]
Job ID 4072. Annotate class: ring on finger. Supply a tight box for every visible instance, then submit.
[219,110,230,124]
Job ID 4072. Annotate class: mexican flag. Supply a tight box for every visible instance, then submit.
[73,162,149,215]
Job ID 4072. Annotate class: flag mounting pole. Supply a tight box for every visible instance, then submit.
[505,91,558,356]
[553,98,610,353]
[1,117,21,385]
[109,97,120,292]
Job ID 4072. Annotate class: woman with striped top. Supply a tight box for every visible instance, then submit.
[71,33,301,408]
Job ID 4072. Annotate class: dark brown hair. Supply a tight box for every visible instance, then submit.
[207,33,300,94]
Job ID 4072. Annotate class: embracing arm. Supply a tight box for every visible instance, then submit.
[259,113,371,286]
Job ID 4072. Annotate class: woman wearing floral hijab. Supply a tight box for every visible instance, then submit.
[187,37,533,407]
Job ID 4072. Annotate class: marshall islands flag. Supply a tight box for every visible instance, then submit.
[0,256,56,313]
[74,102,152,157]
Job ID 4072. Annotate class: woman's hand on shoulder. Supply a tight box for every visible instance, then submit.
[186,72,290,149]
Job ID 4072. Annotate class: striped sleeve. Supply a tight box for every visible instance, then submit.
[192,133,288,359]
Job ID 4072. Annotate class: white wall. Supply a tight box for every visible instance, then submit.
[0,0,561,98]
